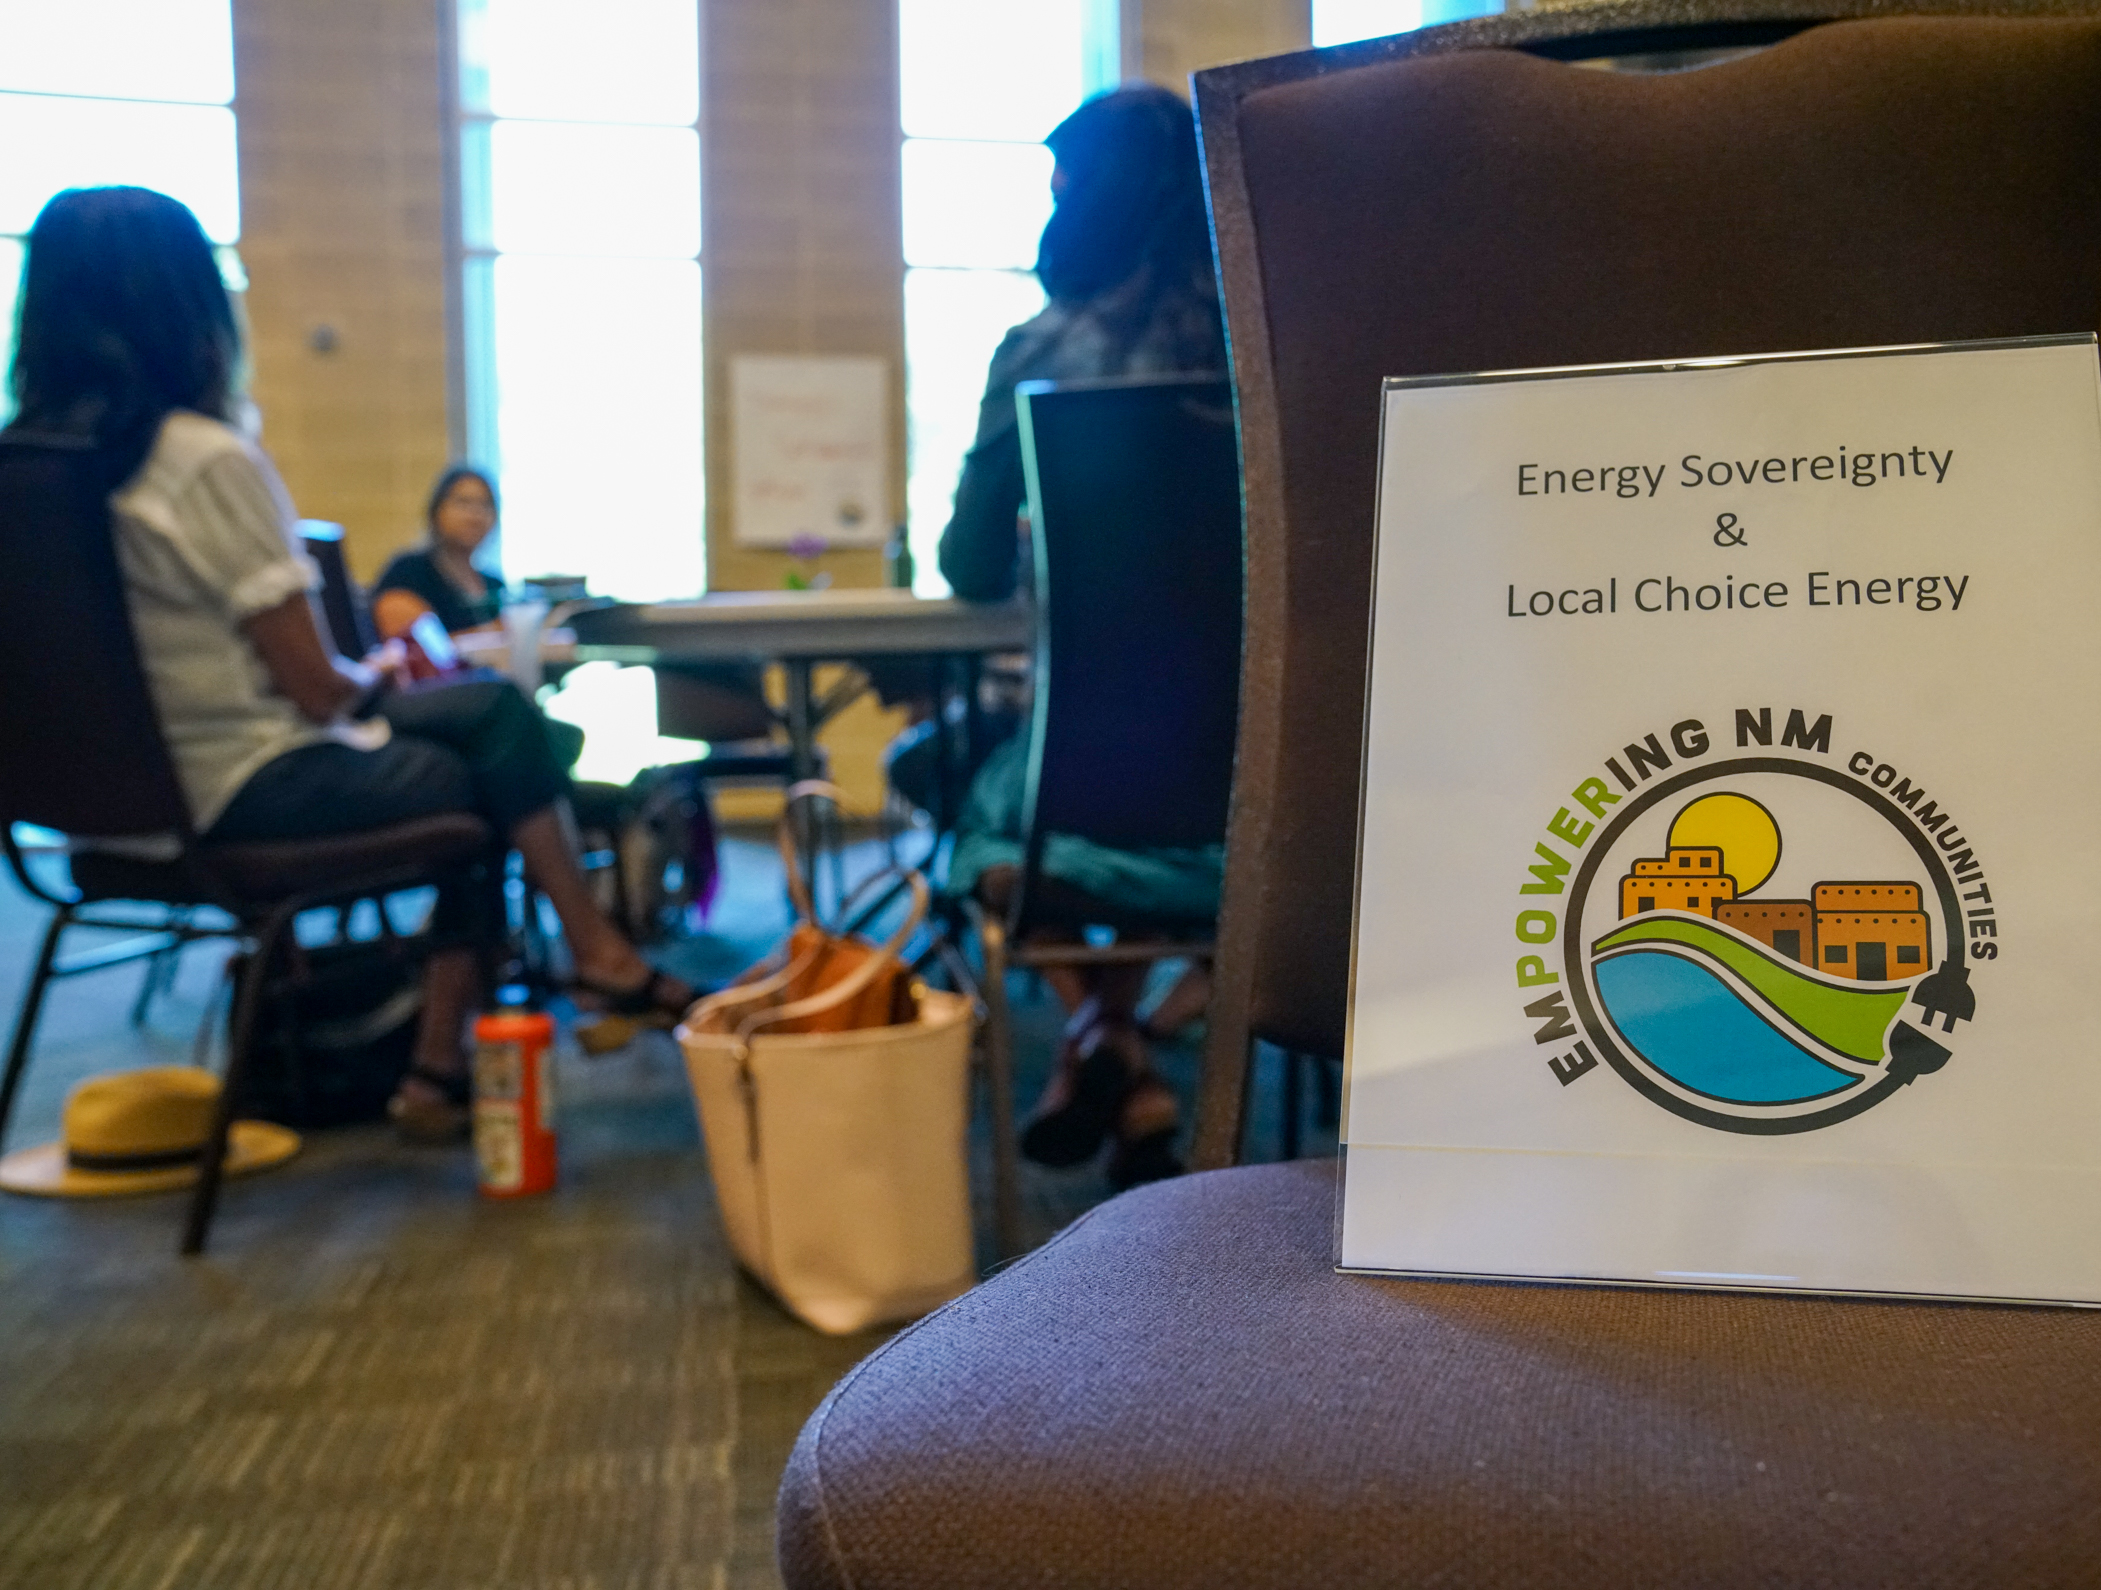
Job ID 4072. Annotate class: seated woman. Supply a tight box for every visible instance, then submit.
[372,465,590,771]
[8,185,692,1139]
[379,460,774,746]
[938,85,1227,1190]
[372,467,506,638]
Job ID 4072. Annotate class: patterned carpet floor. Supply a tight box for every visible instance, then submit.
[0,830,1328,1588]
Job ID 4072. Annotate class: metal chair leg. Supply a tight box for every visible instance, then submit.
[192,955,235,1068]
[129,911,190,1028]
[0,909,69,1152]
[976,909,1023,1262]
[1281,1047,1304,1161]
[129,949,161,1027]
[183,906,292,1256]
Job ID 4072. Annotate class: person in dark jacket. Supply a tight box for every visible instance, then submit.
[936,83,1226,603]
[937,85,1228,1191]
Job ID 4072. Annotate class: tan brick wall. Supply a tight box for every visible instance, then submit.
[225,0,1311,811]
[233,0,453,582]
[702,0,911,810]
[226,0,1308,589]
[703,0,901,597]
[1133,0,1311,91]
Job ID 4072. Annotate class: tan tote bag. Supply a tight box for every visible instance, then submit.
[678,816,978,1334]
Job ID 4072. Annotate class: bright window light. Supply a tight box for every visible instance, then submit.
[542,661,700,786]
[902,140,1054,271]
[903,267,1048,570]
[0,3,240,419]
[457,0,705,601]
[489,120,701,258]
[898,0,1116,595]
[899,0,1091,143]
[0,236,22,371]
[488,255,704,600]
[0,97,239,241]
[0,0,234,105]
[463,0,698,125]
[1312,0,1425,46]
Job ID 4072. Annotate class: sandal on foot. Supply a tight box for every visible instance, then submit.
[568,969,694,1022]
[388,1063,472,1144]
[574,1012,652,1058]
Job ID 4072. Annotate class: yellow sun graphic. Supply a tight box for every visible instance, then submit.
[1667,793,1781,894]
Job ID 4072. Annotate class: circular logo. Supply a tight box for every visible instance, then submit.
[1557,756,1978,1135]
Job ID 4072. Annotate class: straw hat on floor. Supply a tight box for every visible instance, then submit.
[0,1065,299,1199]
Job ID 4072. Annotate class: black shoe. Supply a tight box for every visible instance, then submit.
[1104,1075,1185,1190]
[1106,1129,1184,1191]
[1020,1041,1127,1167]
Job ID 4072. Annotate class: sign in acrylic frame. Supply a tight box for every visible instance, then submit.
[1341,335,2101,1305]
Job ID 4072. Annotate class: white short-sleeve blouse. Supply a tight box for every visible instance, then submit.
[108,411,331,831]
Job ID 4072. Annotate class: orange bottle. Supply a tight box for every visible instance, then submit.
[472,998,558,1197]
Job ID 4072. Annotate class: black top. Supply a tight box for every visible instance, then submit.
[373,547,506,633]
[937,272,1224,602]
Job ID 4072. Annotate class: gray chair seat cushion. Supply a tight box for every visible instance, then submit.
[779,1160,2101,1588]
[69,812,493,905]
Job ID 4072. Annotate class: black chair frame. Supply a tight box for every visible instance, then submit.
[0,428,495,1253]
[962,373,1243,1257]
[2,829,492,1251]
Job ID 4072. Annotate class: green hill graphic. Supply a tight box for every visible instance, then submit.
[1592,916,1912,1064]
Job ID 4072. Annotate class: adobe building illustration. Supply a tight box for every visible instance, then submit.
[1712,899,1815,965]
[1615,795,1933,982]
[1618,847,1737,917]
[1809,882,1933,981]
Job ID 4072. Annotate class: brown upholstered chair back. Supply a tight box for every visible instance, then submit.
[1192,4,2101,1164]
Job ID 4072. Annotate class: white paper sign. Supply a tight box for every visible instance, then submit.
[1342,336,2101,1304]
[731,355,889,548]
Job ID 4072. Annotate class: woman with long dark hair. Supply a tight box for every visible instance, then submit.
[937,82,1225,601]
[5,186,693,1138]
[936,86,1227,1190]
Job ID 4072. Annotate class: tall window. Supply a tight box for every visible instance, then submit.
[898,0,1119,596]
[456,0,704,601]
[0,0,242,412]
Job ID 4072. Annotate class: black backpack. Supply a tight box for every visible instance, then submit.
[230,939,424,1129]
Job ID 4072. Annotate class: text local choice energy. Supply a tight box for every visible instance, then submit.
[1515,447,1955,500]
[1508,573,1971,618]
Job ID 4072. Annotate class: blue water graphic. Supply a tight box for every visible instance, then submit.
[1594,950,1864,1105]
